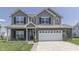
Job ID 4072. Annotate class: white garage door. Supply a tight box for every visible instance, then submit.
[38,30,63,41]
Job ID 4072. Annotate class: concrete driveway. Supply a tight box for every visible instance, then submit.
[31,41,79,51]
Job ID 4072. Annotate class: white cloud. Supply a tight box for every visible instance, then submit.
[0,19,5,22]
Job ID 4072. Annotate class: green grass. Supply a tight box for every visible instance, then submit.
[67,38,79,45]
[0,40,33,51]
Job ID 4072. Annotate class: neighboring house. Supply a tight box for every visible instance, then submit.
[72,23,79,37]
[8,8,72,41]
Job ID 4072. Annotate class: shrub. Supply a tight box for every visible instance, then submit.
[32,36,37,42]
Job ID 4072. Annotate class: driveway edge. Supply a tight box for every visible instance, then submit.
[31,43,38,51]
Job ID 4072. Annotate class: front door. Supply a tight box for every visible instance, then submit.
[28,29,35,41]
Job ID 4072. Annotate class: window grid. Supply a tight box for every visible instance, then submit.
[16,31,24,38]
[39,30,62,33]
[16,16,24,24]
[40,17,51,24]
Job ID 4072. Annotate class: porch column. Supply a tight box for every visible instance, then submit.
[26,28,28,42]
[35,28,36,40]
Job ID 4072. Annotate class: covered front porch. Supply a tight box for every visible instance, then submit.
[5,23,37,41]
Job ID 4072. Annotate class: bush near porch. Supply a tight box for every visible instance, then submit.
[0,40,33,51]
[67,38,79,45]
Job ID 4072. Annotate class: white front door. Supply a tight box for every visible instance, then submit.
[38,30,63,41]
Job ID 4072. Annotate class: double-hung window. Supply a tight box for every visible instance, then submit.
[16,31,24,38]
[16,16,24,24]
[39,17,51,24]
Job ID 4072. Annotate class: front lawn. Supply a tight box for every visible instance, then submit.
[67,38,79,45]
[0,40,33,51]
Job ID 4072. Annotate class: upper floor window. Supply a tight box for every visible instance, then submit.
[39,17,51,24]
[15,16,24,24]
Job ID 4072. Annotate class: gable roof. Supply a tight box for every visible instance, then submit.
[10,9,28,16]
[47,8,63,18]
[36,8,62,18]
[10,8,62,18]
[26,22,36,27]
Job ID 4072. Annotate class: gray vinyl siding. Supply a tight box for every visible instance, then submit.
[11,17,14,25]
[11,16,28,25]
[30,17,36,24]
[11,11,28,25]
[36,10,61,25]
[33,17,36,24]
[11,29,26,40]
[11,9,61,25]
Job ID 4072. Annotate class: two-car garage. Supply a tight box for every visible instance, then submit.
[38,30,63,41]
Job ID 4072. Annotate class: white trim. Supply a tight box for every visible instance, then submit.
[41,16,49,18]
[40,16,50,24]
[26,22,36,27]
[16,31,24,38]
[16,16,24,24]
[26,29,28,41]
[38,30,63,41]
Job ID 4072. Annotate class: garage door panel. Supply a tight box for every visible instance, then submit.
[38,30,63,41]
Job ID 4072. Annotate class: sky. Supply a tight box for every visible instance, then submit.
[0,7,79,32]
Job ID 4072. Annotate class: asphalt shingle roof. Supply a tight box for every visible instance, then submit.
[7,24,72,29]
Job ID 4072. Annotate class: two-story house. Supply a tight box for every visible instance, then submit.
[8,8,72,41]
[72,23,79,37]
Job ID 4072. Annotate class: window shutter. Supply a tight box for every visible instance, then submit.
[14,30,16,38]
[24,17,26,24]
[24,30,26,39]
[59,18,61,24]
[14,17,16,24]
[49,17,51,24]
[39,17,41,24]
